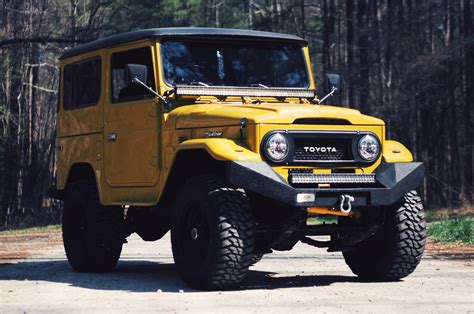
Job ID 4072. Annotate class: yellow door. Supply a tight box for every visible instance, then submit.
[104,41,160,187]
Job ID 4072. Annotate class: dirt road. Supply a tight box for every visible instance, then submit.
[1,233,473,313]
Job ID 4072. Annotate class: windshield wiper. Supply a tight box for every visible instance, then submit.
[249,83,270,89]
[189,81,211,87]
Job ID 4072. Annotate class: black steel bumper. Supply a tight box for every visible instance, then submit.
[226,161,424,207]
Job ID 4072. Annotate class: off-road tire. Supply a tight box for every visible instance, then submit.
[62,180,124,272]
[343,191,426,281]
[171,175,254,290]
[250,254,264,266]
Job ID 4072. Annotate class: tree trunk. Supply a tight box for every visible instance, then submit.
[248,0,254,29]
[357,0,369,113]
[345,0,355,106]
[462,0,473,202]
[300,0,306,38]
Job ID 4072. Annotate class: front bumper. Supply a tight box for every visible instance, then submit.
[226,161,424,207]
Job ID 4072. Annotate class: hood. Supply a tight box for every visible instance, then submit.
[167,103,384,129]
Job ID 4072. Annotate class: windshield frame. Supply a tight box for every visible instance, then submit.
[158,37,312,91]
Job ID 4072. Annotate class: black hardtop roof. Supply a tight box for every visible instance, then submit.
[59,27,307,60]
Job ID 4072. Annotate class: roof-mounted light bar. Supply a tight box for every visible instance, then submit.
[174,85,315,99]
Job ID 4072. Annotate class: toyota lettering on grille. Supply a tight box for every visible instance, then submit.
[303,146,338,153]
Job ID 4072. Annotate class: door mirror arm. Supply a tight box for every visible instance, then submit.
[124,63,171,110]
[131,77,171,110]
[318,86,338,104]
[318,73,343,104]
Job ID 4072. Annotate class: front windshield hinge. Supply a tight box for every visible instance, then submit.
[300,98,311,104]
[242,96,262,104]
[242,97,253,104]
[164,87,176,97]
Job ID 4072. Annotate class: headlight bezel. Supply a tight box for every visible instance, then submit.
[357,134,381,162]
[263,132,291,162]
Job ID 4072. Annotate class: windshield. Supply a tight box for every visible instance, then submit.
[161,39,309,88]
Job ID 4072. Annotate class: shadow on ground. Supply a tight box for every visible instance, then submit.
[0,259,360,293]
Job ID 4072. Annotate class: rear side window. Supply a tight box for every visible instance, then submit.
[63,57,101,110]
[111,47,155,103]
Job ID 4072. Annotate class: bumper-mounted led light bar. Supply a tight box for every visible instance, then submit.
[290,173,376,185]
[174,85,316,99]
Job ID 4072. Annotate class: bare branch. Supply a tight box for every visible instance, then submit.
[22,83,57,94]
[0,37,86,48]
[25,63,58,69]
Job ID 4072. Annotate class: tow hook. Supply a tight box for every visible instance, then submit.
[339,194,355,214]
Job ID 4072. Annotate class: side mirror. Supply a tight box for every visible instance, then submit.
[124,64,148,86]
[324,73,343,94]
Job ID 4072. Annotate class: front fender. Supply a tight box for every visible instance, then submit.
[383,140,413,163]
[177,138,261,161]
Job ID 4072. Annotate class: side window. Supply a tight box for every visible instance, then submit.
[63,57,101,110]
[111,47,156,103]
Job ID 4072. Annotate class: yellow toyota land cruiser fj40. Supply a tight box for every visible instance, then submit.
[51,27,426,290]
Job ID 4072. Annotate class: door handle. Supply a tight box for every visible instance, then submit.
[107,133,117,142]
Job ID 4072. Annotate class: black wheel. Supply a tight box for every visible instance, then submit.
[343,191,426,281]
[62,180,124,272]
[171,175,254,290]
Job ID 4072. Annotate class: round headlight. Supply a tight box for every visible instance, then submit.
[358,134,380,161]
[265,133,289,162]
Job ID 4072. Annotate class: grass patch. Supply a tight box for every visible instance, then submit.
[427,217,473,244]
[0,224,61,235]
[426,205,473,222]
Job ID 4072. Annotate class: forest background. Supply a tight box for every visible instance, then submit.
[0,0,472,228]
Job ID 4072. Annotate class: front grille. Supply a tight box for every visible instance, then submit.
[293,138,352,162]
[289,173,376,184]
[261,130,380,166]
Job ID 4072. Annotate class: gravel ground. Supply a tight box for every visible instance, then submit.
[0,233,473,313]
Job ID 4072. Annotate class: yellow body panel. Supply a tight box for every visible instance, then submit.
[56,49,107,196]
[103,41,161,188]
[56,134,102,192]
[57,49,106,137]
[177,138,261,161]
[56,34,412,207]
[166,103,384,129]
[383,140,413,162]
